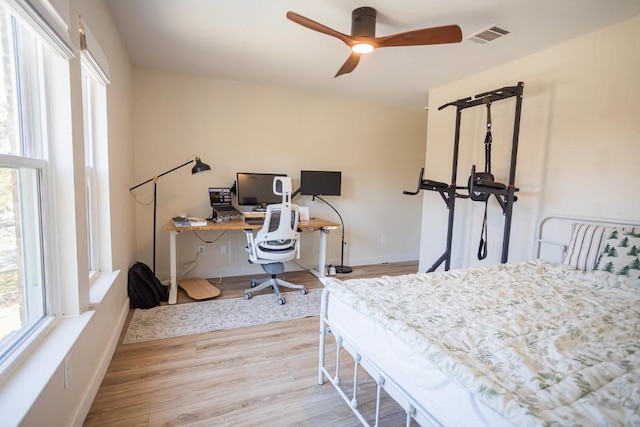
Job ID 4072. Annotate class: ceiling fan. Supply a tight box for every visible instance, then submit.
[286,7,463,77]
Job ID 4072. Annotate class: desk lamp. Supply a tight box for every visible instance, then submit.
[314,195,352,274]
[129,155,211,273]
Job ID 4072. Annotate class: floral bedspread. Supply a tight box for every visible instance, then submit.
[323,260,640,426]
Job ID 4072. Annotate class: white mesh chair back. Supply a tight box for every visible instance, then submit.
[247,177,300,263]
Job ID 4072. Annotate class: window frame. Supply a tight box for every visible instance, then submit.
[0,3,73,375]
[81,67,101,280]
[79,15,111,288]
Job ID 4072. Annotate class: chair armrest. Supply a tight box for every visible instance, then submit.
[243,229,258,261]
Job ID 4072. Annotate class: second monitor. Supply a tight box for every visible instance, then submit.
[299,170,342,196]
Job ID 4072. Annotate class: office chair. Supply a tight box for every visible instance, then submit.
[244,177,308,305]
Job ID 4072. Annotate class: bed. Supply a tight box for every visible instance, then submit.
[318,216,640,426]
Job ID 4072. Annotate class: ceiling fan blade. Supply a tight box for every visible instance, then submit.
[335,53,361,78]
[376,25,462,48]
[286,11,354,46]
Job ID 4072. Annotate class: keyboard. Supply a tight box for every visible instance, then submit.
[213,205,242,220]
[244,218,265,226]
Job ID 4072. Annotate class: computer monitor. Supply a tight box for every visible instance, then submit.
[299,170,342,196]
[236,172,287,207]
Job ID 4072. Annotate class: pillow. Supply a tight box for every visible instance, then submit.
[561,223,607,271]
[594,227,640,281]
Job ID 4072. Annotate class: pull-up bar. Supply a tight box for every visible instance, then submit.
[438,83,522,111]
[405,82,525,272]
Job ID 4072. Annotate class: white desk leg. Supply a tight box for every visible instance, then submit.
[310,227,329,278]
[169,230,178,304]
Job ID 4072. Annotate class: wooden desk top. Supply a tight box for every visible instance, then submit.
[167,217,339,232]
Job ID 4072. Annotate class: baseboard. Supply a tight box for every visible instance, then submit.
[345,254,420,267]
[156,256,418,282]
[72,298,129,427]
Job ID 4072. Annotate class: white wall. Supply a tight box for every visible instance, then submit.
[131,69,427,280]
[419,15,640,272]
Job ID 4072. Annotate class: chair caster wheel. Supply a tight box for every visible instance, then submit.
[250,280,257,288]
[277,297,286,305]
[244,292,252,300]
[301,288,308,295]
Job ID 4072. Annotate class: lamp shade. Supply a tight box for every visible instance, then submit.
[191,157,211,174]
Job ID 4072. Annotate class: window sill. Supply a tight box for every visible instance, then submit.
[0,270,119,425]
[89,270,120,309]
[0,312,94,426]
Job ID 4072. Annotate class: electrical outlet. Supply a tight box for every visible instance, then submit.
[220,245,227,254]
[198,245,205,254]
[379,235,386,245]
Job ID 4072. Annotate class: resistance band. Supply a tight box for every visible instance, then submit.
[477,101,492,260]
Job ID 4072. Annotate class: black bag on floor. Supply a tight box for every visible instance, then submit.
[127,261,169,309]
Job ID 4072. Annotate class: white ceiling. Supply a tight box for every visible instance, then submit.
[106,0,640,110]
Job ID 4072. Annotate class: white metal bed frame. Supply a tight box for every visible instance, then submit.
[318,291,435,427]
[318,214,640,426]
[534,214,640,258]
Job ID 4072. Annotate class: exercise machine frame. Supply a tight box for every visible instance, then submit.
[405,82,524,272]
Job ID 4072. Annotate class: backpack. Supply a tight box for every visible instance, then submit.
[127,261,169,309]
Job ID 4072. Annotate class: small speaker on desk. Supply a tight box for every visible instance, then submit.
[299,206,310,221]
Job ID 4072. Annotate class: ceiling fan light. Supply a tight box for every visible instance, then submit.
[352,43,374,54]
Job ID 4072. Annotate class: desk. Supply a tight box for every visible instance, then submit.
[166,217,339,304]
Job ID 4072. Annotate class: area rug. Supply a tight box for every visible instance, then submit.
[123,288,322,344]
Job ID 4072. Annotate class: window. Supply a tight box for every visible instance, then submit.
[81,67,102,278]
[80,16,110,282]
[0,1,71,369]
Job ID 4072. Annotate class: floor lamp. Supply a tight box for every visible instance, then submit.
[129,156,211,273]
[315,195,352,273]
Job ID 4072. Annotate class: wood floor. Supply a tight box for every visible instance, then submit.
[84,261,419,426]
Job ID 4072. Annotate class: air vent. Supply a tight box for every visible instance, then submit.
[469,26,510,44]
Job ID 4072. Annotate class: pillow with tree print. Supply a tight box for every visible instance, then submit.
[594,227,640,281]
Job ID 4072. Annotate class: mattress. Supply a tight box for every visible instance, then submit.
[322,260,640,426]
[326,293,511,426]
